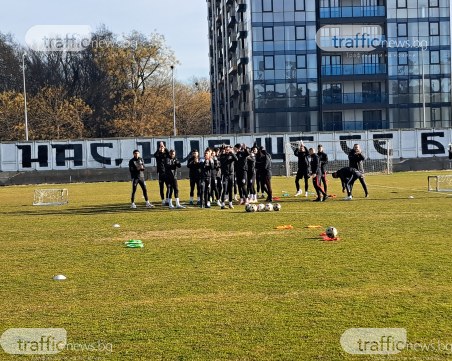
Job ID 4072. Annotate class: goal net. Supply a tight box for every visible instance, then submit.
[284,139,393,177]
[33,188,69,206]
[428,175,452,192]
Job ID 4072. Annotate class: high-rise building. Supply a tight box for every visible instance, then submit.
[207,0,451,134]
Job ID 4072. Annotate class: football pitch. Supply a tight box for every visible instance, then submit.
[0,171,451,361]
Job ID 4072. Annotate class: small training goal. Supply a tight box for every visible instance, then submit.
[284,138,393,177]
[33,188,69,206]
[428,175,452,192]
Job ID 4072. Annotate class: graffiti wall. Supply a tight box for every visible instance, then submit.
[0,129,451,171]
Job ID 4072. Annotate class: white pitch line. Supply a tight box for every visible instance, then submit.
[369,183,449,195]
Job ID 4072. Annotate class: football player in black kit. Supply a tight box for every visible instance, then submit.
[165,149,185,209]
[255,146,273,202]
[317,144,329,196]
[348,143,369,197]
[199,148,214,208]
[309,148,328,202]
[219,145,238,209]
[154,142,169,205]
[129,149,153,209]
[294,142,311,197]
[234,143,250,205]
[187,149,201,205]
[332,167,365,200]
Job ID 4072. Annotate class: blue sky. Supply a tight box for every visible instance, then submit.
[0,0,210,82]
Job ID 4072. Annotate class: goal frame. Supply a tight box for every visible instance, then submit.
[284,138,393,177]
[33,188,69,206]
[428,175,452,192]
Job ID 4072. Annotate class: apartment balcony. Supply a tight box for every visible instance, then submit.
[319,6,385,19]
[236,0,246,12]
[322,92,388,110]
[227,14,236,28]
[237,22,248,39]
[228,31,237,51]
[216,9,223,24]
[237,49,249,65]
[321,64,387,77]
[231,82,240,97]
[228,58,238,75]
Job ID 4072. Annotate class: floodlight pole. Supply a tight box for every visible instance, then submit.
[22,53,29,141]
[171,65,176,136]
[421,47,426,128]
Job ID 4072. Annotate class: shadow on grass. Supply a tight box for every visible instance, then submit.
[5,203,191,216]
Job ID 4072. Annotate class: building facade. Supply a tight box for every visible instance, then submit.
[207,0,452,134]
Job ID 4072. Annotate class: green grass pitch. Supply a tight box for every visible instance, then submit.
[0,171,452,360]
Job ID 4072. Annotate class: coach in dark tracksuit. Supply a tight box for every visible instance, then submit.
[309,148,327,202]
[234,143,249,204]
[348,143,369,197]
[219,145,238,209]
[332,167,365,200]
[154,142,169,205]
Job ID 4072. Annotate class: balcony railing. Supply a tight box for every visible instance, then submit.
[320,6,385,18]
[322,92,388,105]
[321,64,387,76]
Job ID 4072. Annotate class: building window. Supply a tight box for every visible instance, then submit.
[431,79,440,92]
[295,0,305,11]
[294,83,308,106]
[323,83,342,104]
[322,112,343,131]
[263,0,273,12]
[295,26,306,40]
[264,56,274,69]
[263,27,273,41]
[430,50,440,64]
[430,22,439,36]
[363,110,383,130]
[399,80,408,94]
[397,23,407,37]
[429,0,439,7]
[398,52,408,65]
[296,55,306,68]
[265,84,275,97]
[397,0,407,8]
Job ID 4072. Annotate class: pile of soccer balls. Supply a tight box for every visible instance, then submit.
[245,203,281,212]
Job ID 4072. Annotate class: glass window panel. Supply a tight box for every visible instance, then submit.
[265,56,274,69]
[295,0,305,11]
[296,26,306,40]
[263,27,273,41]
[263,0,273,12]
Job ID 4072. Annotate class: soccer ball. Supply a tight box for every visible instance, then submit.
[264,203,273,211]
[325,226,338,238]
[245,204,256,212]
[257,204,265,212]
[273,203,281,211]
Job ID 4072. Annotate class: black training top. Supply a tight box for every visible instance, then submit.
[129,157,145,179]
